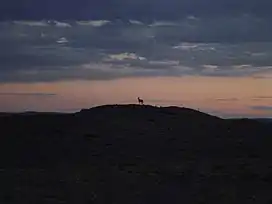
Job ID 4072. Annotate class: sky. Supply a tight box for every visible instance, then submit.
[0,0,271,117]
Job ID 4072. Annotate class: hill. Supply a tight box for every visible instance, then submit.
[1,105,272,203]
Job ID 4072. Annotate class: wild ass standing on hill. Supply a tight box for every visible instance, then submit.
[138,97,144,105]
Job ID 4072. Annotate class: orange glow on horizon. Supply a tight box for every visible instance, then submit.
[0,76,271,117]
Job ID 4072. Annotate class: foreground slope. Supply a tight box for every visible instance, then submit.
[1,105,272,203]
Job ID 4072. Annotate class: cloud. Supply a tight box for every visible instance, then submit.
[215,98,239,102]
[173,43,216,51]
[255,96,272,99]
[148,60,179,66]
[104,53,146,61]
[0,93,57,97]
[13,21,49,27]
[252,96,272,101]
[247,52,267,57]
[251,106,272,111]
[232,65,253,69]
[76,20,110,27]
[129,20,144,25]
[53,21,72,28]
[57,37,69,44]
[202,65,219,72]
[1,19,272,83]
[149,21,179,27]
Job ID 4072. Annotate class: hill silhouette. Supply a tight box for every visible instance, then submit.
[1,104,272,203]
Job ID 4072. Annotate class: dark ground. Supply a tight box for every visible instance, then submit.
[1,104,272,204]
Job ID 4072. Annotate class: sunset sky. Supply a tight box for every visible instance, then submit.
[0,0,271,117]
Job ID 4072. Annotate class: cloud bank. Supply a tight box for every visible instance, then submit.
[0,18,272,83]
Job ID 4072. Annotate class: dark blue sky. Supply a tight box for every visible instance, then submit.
[0,0,272,21]
[0,0,271,115]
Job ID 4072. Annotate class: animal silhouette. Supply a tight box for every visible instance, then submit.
[138,97,144,105]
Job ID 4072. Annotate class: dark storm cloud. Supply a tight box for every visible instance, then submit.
[0,19,272,83]
[0,0,272,20]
